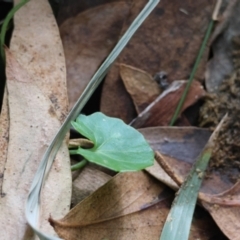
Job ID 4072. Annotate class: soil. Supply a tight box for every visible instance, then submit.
[199,37,240,182]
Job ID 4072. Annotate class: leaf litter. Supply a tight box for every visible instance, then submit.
[60,2,129,109]
[1,0,239,239]
[199,32,240,183]
[49,171,221,240]
[101,0,215,122]
[71,165,111,207]
[119,63,162,113]
[130,80,205,128]
[25,1,162,239]
[57,0,232,239]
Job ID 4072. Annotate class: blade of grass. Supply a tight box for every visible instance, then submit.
[169,0,222,126]
[25,1,160,239]
[169,0,223,126]
[169,19,214,126]
[160,114,227,240]
[0,0,30,61]
[0,1,29,111]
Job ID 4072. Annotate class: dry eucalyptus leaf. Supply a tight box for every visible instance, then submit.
[202,181,240,240]
[203,201,240,240]
[101,0,214,121]
[0,90,9,194]
[139,126,211,187]
[50,171,220,240]
[119,63,162,113]
[2,48,71,240]
[101,64,137,123]
[57,0,122,25]
[10,0,68,122]
[50,171,171,239]
[145,125,239,239]
[139,127,211,165]
[130,80,205,128]
[145,159,178,190]
[60,2,129,109]
[0,0,71,238]
[118,0,214,82]
[142,125,233,194]
[71,165,111,207]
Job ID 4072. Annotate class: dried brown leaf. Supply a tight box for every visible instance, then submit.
[50,171,221,240]
[144,125,239,239]
[10,0,68,122]
[72,165,111,207]
[50,171,170,239]
[0,0,71,238]
[139,127,211,185]
[101,65,137,123]
[130,80,205,128]
[101,0,214,121]
[60,2,129,109]
[0,90,9,195]
[57,0,122,25]
[119,63,162,113]
[203,202,240,240]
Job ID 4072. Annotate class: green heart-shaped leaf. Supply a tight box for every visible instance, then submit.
[71,112,154,172]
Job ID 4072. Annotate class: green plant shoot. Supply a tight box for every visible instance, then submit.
[70,112,154,172]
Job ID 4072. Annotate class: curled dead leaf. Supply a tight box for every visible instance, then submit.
[130,80,205,127]
[119,63,162,113]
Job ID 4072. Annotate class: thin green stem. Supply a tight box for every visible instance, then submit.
[0,0,30,61]
[169,20,214,126]
[71,159,88,171]
[69,149,79,155]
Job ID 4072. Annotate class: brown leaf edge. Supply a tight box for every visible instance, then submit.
[155,151,240,206]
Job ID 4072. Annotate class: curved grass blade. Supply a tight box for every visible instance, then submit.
[25,1,160,239]
[160,115,227,240]
[169,20,214,126]
[0,0,30,61]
